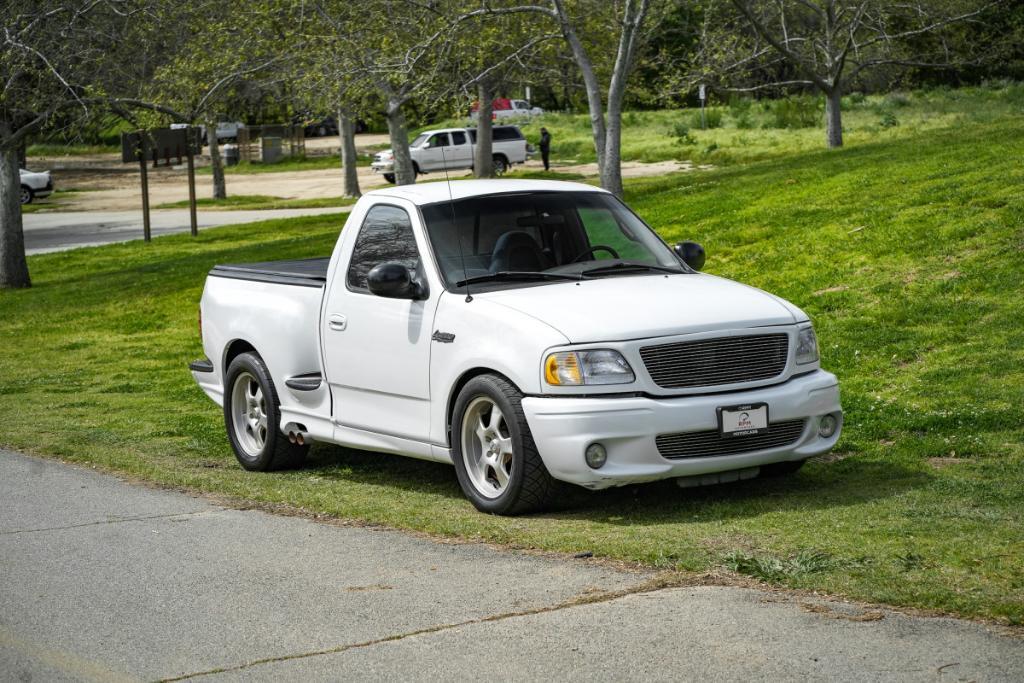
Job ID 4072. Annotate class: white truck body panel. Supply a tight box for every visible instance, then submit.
[371,127,528,177]
[192,179,842,490]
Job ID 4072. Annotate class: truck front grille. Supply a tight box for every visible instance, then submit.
[639,333,788,389]
[656,419,806,460]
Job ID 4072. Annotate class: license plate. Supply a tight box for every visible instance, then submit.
[717,403,769,438]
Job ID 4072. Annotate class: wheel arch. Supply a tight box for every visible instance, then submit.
[222,338,258,377]
[446,367,521,444]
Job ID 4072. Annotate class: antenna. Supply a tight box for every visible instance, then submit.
[440,141,472,303]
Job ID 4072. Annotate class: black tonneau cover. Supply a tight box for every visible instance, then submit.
[210,257,329,288]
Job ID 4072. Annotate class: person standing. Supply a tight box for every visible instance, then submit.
[539,127,551,171]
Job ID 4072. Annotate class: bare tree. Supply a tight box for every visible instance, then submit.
[474,0,656,197]
[0,3,153,288]
[696,0,999,148]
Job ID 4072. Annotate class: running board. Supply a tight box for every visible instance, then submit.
[285,373,322,391]
[189,359,214,373]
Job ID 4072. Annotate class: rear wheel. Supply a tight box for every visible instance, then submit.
[224,352,307,471]
[383,173,396,184]
[492,155,508,175]
[452,374,557,515]
[20,185,33,205]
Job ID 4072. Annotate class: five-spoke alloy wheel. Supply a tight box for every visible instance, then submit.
[452,374,557,515]
[223,351,307,471]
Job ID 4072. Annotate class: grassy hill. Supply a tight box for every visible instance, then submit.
[2,88,1021,623]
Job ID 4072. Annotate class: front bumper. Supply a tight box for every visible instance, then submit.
[370,160,394,174]
[522,370,842,489]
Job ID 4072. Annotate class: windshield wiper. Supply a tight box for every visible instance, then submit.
[455,271,582,287]
[581,262,683,278]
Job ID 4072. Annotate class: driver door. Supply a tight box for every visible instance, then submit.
[321,202,439,443]
[417,132,450,171]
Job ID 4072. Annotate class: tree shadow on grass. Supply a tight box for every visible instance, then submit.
[302,442,930,525]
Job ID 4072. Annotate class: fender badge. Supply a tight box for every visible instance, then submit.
[431,330,456,343]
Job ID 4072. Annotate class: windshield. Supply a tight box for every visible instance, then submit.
[409,133,429,148]
[421,191,684,290]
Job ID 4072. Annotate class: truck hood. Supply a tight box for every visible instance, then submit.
[481,273,804,343]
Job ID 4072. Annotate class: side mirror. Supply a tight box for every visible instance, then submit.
[674,241,706,271]
[422,141,431,149]
[367,262,427,300]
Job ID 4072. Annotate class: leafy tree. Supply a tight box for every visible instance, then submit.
[693,0,1000,148]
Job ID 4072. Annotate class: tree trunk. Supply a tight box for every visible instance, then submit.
[0,145,31,288]
[386,101,416,186]
[601,99,625,198]
[206,120,227,199]
[473,81,494,178]
[552,0,607,172]
[338,109,361,198]
[825,88,843,148]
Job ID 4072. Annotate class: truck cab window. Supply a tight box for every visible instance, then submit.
[428,133,450,147]
[347,205,421,291]
[451,131,467,145]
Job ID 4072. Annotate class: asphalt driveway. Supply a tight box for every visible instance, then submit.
[2,449,1021,682]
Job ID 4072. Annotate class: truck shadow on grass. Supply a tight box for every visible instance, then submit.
[302,442,929,523]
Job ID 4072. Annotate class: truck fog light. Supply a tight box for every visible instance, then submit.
[585,443,607,469]
[818,414,838,438]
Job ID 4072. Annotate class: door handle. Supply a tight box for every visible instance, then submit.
[328,314,347,331]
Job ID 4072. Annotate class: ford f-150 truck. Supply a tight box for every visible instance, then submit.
[190,179,842,515]
[371,126,529,182]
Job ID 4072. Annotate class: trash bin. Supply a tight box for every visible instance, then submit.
[223,144,240,166]
[261,137,283,164]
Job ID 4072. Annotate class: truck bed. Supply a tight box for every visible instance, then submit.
[209,257,330,288]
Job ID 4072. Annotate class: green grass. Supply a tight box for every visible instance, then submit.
[197,153,373,176]
[2,92,1023,624]
[154,195,358,211]
[26,143,120,157]
[425,84,1024,168]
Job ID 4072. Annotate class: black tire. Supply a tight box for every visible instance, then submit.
[760,459,807,477]
[492,155,509,175]
[383,173,396,184]
[451,374,557,515]
[20,185,33,205]
[223,352,307,471]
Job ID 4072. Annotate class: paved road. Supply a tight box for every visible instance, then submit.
[2,450,1022,682]
[22,208,349,255]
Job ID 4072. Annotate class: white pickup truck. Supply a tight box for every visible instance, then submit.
[371,125,529,183]
[191,180,842,515]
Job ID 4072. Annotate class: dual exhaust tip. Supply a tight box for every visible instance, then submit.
[284,423,310,446]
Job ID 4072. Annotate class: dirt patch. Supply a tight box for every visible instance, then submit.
[927,457,963,469]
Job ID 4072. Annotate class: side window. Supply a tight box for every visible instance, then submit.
[428,133,450,147]
[468,129,478,143]
[346,205,421,291]
[451,131,467,145]
[493,127,523,141]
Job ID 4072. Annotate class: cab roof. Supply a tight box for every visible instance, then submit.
[365,179,608,206]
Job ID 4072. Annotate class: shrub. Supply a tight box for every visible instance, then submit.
[688,107,723,130]
[845,91,867,106]
[884,91,912,108]
[879,112,900,128]
[771,97,821,128]
[671,121,696,145]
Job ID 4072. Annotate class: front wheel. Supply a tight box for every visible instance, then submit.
[223,352,307,471]
[20,185,33,205]
[452,374,557,515]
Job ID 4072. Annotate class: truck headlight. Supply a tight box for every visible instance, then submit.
[545,350,635,386]
[796,326,819,364]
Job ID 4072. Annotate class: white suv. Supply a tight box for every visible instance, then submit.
[19,169,53,205]
[372,126,529,183]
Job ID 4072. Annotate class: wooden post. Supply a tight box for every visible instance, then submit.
[186,128,198,237]
[139,136,151,243]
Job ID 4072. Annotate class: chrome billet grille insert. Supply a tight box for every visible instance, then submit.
[640,333,789,389]
[656,419,806,460]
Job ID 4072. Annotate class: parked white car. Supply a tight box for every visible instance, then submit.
[191,180,842,515]
[178,121,245,144]
[19,169,53,205]
[371,126,529,183]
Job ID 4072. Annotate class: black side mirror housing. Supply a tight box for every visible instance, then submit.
[674,241,706,271]
[367,263,427,300]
